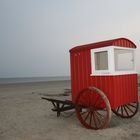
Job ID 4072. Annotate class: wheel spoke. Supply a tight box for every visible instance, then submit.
[125,105,134,114]
[128,103,136,108]
[116,107,120,113]
[121,106,124,116]
[123,105,129,117]
[95,110,104,119]
[92,112,97,129]
[89,112,93,126]
[94,111,102,126]
[84,111,90,122]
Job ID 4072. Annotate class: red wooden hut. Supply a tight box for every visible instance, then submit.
[42,38,139,130]
[70,38,138,112]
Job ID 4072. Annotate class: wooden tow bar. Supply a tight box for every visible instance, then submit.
[41,97,75,117]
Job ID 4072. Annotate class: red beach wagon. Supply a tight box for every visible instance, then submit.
[42,38,139,130]
[69,38,139,129]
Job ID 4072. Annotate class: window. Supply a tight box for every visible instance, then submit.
[91,46,136,76]
[114,49,134,71]
[94,51,108,70]
[91,47,110,75]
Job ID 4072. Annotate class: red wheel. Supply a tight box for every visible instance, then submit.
[112,102,139,118]
[75,87,111,130]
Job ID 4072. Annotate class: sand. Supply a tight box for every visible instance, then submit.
[0,80,140,140]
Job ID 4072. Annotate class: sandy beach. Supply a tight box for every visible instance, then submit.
[0,80,140,140]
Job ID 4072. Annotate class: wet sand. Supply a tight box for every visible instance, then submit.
[0,80,140,140]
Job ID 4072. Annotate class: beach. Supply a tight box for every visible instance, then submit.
[0,80,140,140]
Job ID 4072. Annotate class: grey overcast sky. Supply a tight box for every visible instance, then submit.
[0,0,140,78]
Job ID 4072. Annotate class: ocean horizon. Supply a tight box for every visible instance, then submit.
[0,76,70,84]
[0,75,140,85]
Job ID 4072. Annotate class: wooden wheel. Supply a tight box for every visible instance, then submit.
[75,87,111,130]
[112,102,139,118]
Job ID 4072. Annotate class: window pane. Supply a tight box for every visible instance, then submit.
[114,49,134,71]
[94,51,108,70]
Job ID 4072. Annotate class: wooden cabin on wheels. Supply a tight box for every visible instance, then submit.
[42,38,139,130]
[69,38,138,129]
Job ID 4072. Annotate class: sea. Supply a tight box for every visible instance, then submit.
[0,76,70,85]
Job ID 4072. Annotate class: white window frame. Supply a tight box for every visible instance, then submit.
[91,46,136,76]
